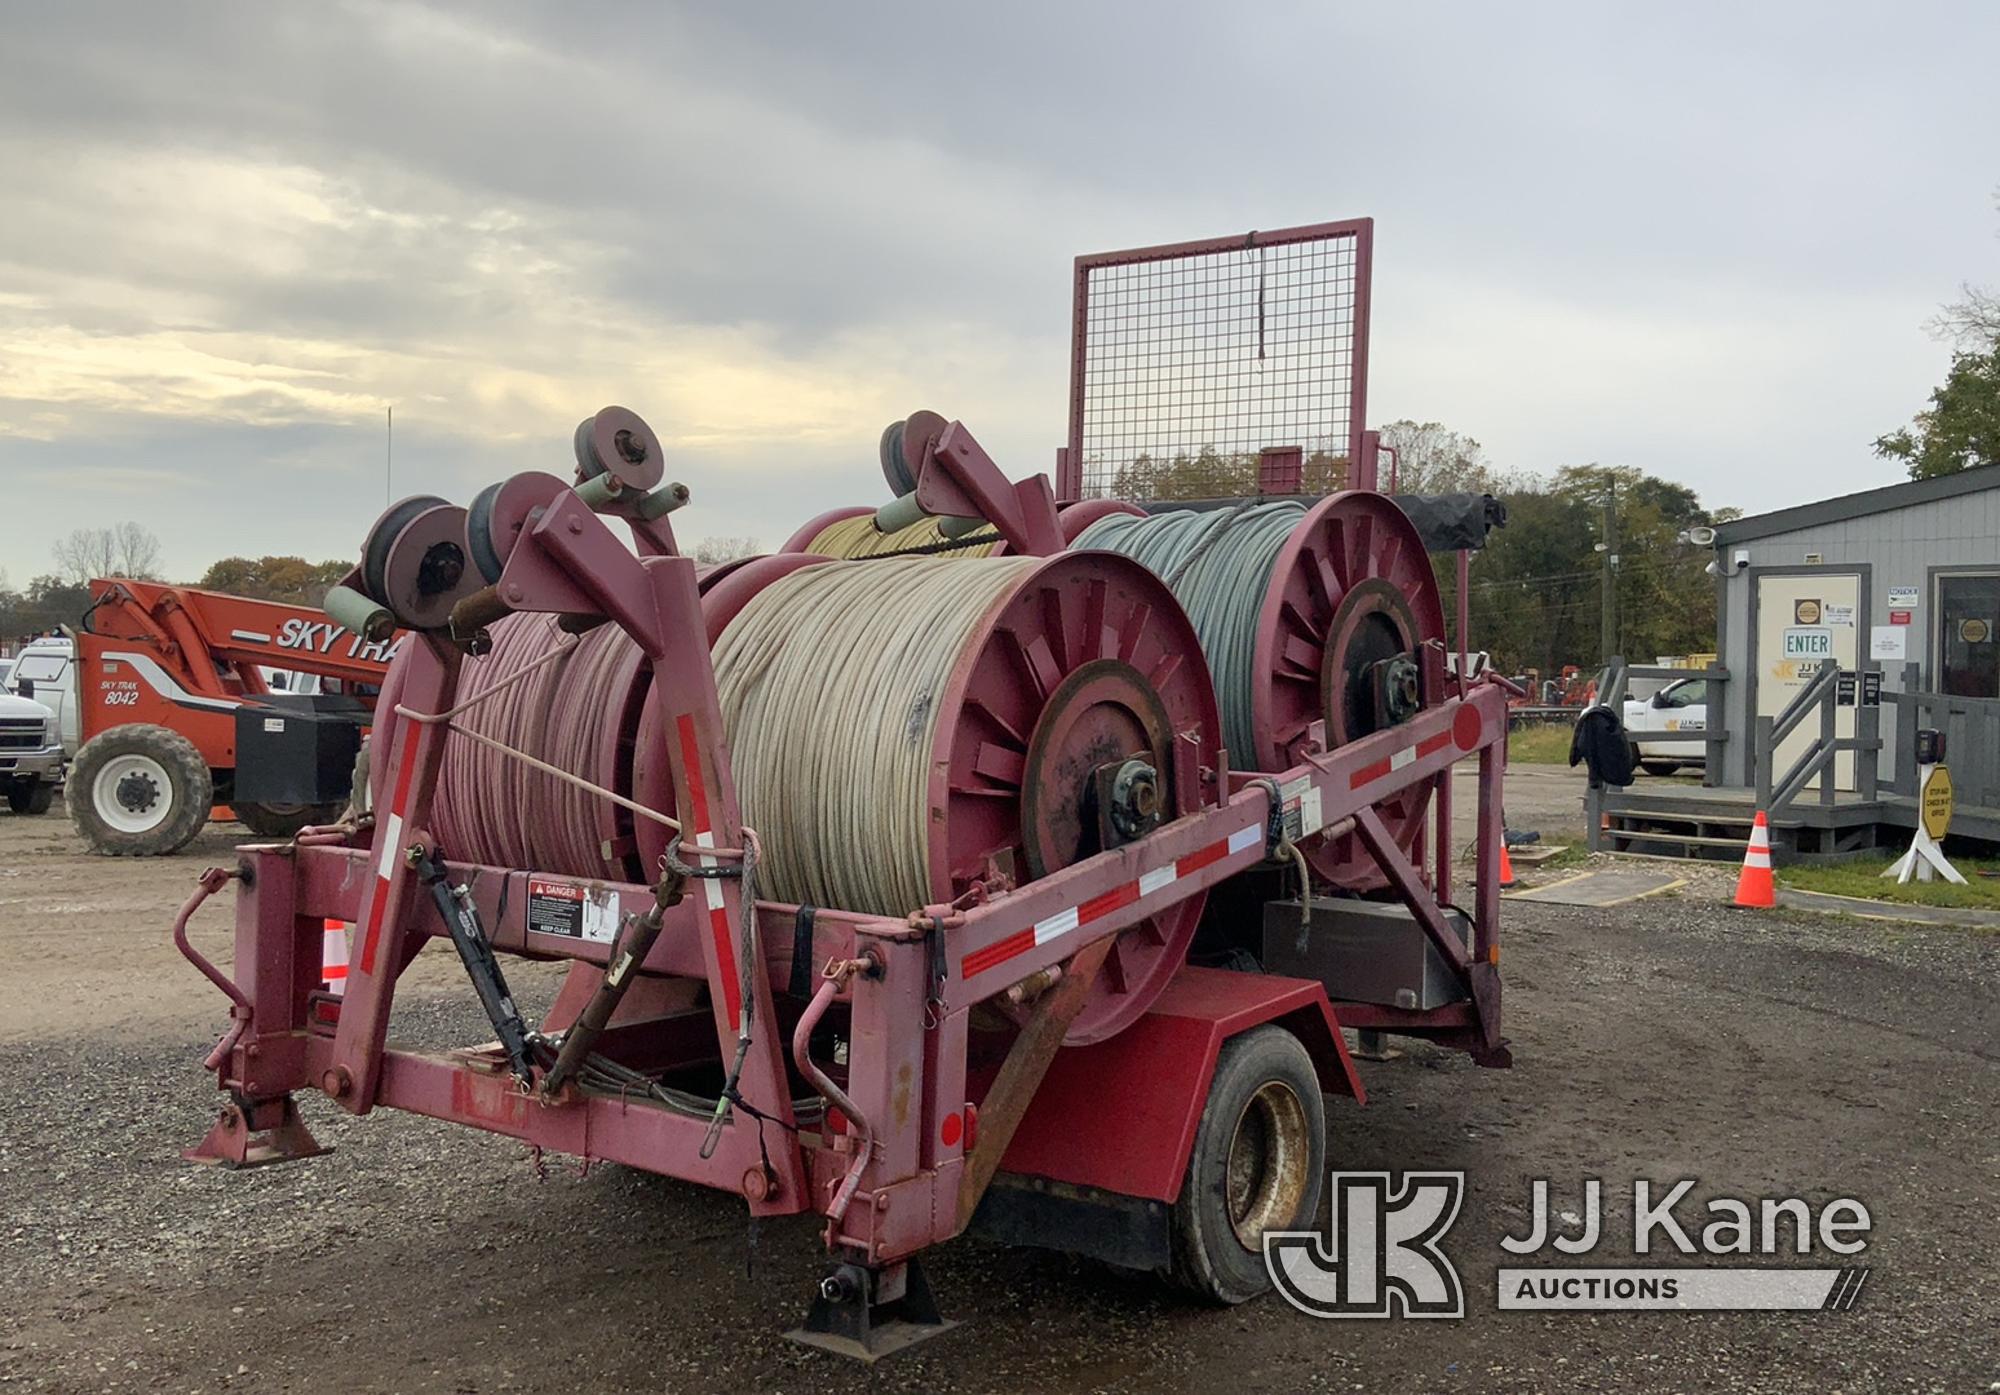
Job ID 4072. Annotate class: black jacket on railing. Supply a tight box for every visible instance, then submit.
[1570,706,1636,787]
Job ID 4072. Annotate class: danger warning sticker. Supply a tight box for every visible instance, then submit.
[1279,774,1325,840]
[526,878,620,944]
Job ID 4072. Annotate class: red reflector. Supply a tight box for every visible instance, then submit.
[825,1107,848,1135]
[310,996,343,1027]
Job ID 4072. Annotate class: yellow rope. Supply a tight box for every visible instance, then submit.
[804,513,1001,559]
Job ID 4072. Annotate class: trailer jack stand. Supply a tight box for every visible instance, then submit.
[786,1258,958,1363]
[184,1095,329,1169]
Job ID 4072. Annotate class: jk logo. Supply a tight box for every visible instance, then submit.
[1265,1171,1466,1319]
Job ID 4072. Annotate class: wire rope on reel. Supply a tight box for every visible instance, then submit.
[395,541,1220,1041]
[709,551,1220,1041]
[430,614,651,879]
[1074,503,1305,764]
[1075,494,1447,891]
[712,557,1037,914]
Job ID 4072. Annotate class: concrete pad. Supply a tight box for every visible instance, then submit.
[1507,868,1686,906]
[1777,887,2000,930]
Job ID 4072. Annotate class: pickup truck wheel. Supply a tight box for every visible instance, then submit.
[70,725,212,856]
[1164,1024,1326,1305]
[236,800,345,839]
[7,781,54,815]
[1640,760,1681,776]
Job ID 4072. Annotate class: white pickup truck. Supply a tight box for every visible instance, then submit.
[1621,676,1708,776]
[0,682,64,814]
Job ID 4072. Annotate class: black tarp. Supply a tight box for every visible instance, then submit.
[1391,492,1508,553]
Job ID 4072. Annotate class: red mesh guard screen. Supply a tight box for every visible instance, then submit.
[1063,219,1372,501]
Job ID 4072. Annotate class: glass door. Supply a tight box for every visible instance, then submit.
[1936,573,2000,699]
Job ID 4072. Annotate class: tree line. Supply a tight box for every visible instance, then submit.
[2,526,766,647]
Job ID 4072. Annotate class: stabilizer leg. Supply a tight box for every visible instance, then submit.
[786,1258,958,1363]
[185,1095,329,1169]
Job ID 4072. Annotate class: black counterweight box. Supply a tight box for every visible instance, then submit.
[232,695,368,805]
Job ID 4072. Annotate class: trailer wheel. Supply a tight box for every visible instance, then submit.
[235,801,344,839]
[1640,760,1680,777]
[70,725,213,856]
[1165,1024,1326,1305]
[7,781,54,816]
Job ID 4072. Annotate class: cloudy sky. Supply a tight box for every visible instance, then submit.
[2,1,1995,585]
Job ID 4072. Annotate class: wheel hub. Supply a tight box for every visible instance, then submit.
[116,771,159,813]
[1226,1080,1312,1249]
[1321,577,1425,745]
[1019,660,1173,878]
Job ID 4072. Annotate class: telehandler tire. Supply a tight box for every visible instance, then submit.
[70,724,213,856]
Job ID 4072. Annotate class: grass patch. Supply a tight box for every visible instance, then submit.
[1507,721,1573,765]
[1778,854,2000,911]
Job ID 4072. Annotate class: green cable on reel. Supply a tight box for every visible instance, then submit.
[1074,503,1307,764]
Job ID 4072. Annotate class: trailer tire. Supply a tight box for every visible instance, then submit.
[1165,1024,1326,1305]
[70,725,213,856]
[7,781,54,815]
[235,801,344,839]
[1640,760,1680,777]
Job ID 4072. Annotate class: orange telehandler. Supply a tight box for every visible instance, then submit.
[62,579,402,855]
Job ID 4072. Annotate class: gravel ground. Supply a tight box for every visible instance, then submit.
[1,799,1996,1394]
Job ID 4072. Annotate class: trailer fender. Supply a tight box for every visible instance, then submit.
[990,966,1363,1206]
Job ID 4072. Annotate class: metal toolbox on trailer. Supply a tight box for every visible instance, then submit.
[1261,898,1472,1011]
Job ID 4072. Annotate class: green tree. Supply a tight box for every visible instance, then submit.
[1441,465,1733,676]
[1377,420,1493,494]
[1873,342,2000,479]
[2,575,92,639]
[198,556,352,604]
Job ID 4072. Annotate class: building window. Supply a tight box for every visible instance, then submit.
[1936,572,2000,699]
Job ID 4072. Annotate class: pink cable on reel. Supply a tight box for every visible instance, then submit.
[430,615,654,882]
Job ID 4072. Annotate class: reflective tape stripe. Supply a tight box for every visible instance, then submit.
[962,823,1260,979]
[375,813,404,880]
[358,723,421,975]
[1351,730,1452,791]
[676,713,741,1024]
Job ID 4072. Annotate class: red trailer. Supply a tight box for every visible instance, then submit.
[176,400,1510,1359]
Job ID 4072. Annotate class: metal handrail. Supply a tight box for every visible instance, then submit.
[1767,660,1839,748]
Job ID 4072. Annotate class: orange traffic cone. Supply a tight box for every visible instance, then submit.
[322,918,350,995]
[1498,842,1516,890]
[1732,811,1776,908]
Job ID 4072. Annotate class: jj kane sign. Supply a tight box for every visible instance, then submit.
[1267,1174,1872,1318]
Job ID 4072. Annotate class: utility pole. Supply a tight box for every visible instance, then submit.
[1599,477,1619,662]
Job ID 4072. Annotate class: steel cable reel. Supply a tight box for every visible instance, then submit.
[706,552,1220,1044]
[1249,492,1444,888]
[403,546,1221,1045]
[1076,492,1446,890]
